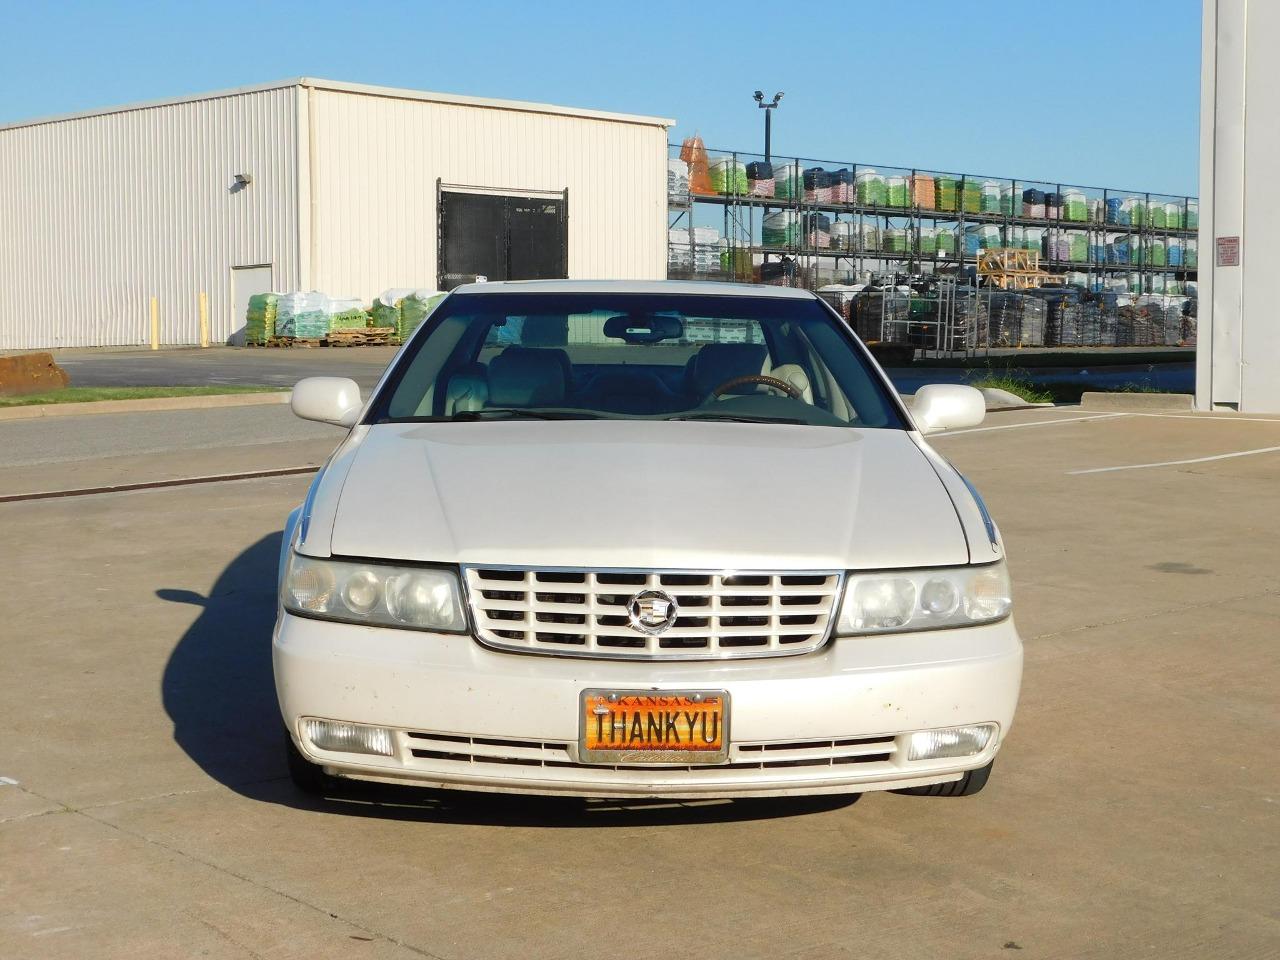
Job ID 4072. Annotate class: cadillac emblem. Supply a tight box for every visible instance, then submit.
[626,589,680,635]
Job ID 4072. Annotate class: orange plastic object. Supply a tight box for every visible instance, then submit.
[912,174,936,209]
[680,135,714,196]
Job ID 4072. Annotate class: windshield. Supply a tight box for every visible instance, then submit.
[368,291,905,429]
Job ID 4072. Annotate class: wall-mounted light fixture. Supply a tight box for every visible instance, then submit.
[233,173,252,187]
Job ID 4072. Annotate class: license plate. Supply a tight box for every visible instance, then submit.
[579,690,729,764]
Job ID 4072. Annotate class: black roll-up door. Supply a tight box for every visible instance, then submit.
[438,189,567,291]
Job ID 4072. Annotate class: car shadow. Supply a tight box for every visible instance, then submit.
[159,533,860,827]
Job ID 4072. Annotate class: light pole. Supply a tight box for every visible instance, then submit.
[753,90,783,162]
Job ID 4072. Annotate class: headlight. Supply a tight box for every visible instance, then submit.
[282,552,466,632]
[835,561,1011,635]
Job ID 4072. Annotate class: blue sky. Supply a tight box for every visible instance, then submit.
[0,0,1201,196]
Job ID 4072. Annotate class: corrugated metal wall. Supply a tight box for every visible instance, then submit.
[308,88,667,300]
[0,88,299,349]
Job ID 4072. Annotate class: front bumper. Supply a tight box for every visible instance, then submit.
[273,612,1023,799]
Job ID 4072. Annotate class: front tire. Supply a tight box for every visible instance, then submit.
[894,761,993,797]
[285,730,343,796]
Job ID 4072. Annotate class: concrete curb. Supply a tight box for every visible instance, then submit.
[1079,391,1194,412]
[0,391,290,422]
[978,387,1056,410]
[900,391,1055,413]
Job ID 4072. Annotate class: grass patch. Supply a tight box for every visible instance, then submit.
[968,376,1055,404]
[0,385,287,407]
[1030,381,1194,404]
[1115,383,1172,394]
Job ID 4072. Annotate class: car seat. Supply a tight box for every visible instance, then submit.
[486,347,568,407]
[444,362,489,415]
[769,363,814,404]
[687,343,770,399]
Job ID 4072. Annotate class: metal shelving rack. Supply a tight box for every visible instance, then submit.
[668,144,1198,294]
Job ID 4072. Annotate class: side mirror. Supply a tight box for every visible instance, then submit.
[291,377,363,427]
[911,384,986,434]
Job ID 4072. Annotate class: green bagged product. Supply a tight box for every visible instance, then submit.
[980,181,1002,214]
[328,309,368,330]
[709,158,748,196]
[762,211,798,247]
[1000,186,1015,216]
[719,246,753,279]
[275,292,329,339]
[961,180,982,213]
[371,298,401,329]
[399,291,447,340]
[934,176,959,212]
[1063,191,1088,222]
[882,228,909,253]
[244,293,278,344]
[1068,231,1088,263]
[918,227,937,255]
[885,176,909,208]
[773,163,803,200]
[372,287,416,332]
[855,171,887,206]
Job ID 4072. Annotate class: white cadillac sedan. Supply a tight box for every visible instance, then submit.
[275,280,1022,801]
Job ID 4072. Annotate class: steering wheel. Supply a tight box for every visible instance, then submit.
[711,374,804,400]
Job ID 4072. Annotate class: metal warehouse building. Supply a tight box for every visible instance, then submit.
[0,78,672,349]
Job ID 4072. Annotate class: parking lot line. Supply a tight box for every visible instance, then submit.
[937,412,1128,436]
[1129,413,1280,424]
[1068,445,1280,475]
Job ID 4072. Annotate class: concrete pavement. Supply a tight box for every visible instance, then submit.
[1,408,1277,958]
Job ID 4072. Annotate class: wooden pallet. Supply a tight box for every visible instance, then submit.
[324,326,397,347]
[245,336,323,348]
[245,327,397,348]
[977,247,1063,289]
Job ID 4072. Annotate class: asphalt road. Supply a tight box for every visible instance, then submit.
[50,346,1195,396]
[2,406,1277,958]
[54,347,400,392]
[0,405,335,468]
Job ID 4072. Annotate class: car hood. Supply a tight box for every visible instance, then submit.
[319,420,970,570]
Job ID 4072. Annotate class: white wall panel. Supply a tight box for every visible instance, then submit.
[0,88,299,349]
[1239,0,1280,412]
[307,87,668,300]
[1199,0,1280,413]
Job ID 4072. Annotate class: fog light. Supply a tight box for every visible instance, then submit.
[908,724,996,761]
[303,719,395,757]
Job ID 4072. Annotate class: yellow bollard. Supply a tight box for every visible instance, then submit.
[198,291,210,348]
[150,296,159,350]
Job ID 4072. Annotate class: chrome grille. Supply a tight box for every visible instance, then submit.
[463,566,843,660]
[403,730,897,771]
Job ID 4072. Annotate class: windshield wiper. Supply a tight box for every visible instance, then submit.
[666,412,806,425]
[448,407,600,421]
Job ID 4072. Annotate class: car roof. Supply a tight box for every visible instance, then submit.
[447,279,817,300]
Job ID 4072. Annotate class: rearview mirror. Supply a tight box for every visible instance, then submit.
[911,384,985,434]
[602,312,684,344]
[291,377,363,427]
